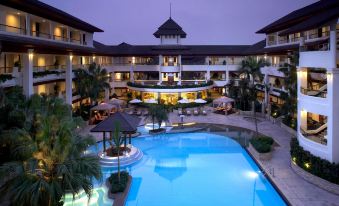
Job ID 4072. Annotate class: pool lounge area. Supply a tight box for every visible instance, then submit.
[64,126,287,206]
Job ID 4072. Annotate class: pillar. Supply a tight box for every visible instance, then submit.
[329,23,337,69]
[65,55,73,105]
[159,55,163,84]
[226,70,229,83]
[206,70,210,82]
[130,66,134,83]
[23,49,33,97]
[328,69,339,162]
[178,55,182,85]
[25,14,30,35]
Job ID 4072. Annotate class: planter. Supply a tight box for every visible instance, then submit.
[248,143,272,161]
[106,175,132,206]
[149,128,166,134]
[291,161,339,195]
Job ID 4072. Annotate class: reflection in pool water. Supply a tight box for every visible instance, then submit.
[64,127,286,206]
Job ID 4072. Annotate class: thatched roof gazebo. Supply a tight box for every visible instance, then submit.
[90,112,141,152]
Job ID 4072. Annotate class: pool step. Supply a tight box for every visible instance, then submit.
[99,147,143,168]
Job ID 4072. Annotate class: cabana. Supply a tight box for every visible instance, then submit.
[212,96,235,115]
[90,102,116,123]
[90,112,141,154]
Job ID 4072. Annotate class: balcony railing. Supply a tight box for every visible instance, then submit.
[300,87,327,98]
[33,65,62,72]
[0,24,26,35]
[31,30,51,39]
[70,38,81,44]
[53,35,68,42]
[308,31,330,40]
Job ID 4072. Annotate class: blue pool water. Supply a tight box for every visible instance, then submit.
[64,132,286,206]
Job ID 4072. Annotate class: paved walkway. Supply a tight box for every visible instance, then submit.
[169,108,339,206]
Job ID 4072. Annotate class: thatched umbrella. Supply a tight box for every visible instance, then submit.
[90,112,141,153]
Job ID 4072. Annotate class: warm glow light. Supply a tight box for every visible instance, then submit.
[292,157,297,164]
[132,56,136,64]
[305,162,311,169]
[28,52,34,59]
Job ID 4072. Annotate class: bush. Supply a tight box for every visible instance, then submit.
[108,171,129,193]
[250,136,274,153]
[0,74,14,83]
[282,115,297,131]
[127,80,213,89]
[290,138,339,184]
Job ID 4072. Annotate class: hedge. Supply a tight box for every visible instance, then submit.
[0,74,14,83]
[127,80,213,89]
[250,136,274,153]
[33,70,64,78]
[290,138,339,184]
[108,171,129,193]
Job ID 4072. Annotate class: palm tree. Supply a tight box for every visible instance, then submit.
[278,52,298,121]
[148,105,158,130]
[74,63,110,106]
[0,95,102,206]
[238,57,268,137]
[111,122,123,182]
[155,105,169,129]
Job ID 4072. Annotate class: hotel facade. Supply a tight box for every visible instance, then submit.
[0,0,338,162]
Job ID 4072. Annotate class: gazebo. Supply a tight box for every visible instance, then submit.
[90,112,141,153]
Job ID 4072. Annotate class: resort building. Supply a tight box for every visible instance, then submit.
[257,0,339,162]
[0,0,338,164]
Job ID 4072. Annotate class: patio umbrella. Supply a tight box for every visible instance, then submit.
[90,102,115,111]
[129,98,142,104]
[194,98,207,104]
[145,98,158,104]
[178,98,189,104]
[109,98,125,106]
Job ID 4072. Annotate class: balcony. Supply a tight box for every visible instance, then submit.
[300,112,328,145]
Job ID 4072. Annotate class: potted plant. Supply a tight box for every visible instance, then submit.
[248,136,274,160]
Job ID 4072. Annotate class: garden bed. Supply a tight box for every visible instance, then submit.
[248,136,274,160]
[106,146,131,157]
[106,171,132,206]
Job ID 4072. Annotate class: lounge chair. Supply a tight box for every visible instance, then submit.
[136,110,142,116]
[127,110,134,115]
[186,110,192,116]
[143,110,149,116]
[202,110,207,115]
[193,108,199,115]
[178,108,183,115]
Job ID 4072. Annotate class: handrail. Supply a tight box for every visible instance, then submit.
[31,30,51,39]
[303,123,327,135]
[0,23,26,34]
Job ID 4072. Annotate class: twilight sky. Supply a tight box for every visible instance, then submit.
[42,0,317,45]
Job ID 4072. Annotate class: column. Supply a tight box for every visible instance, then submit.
[226,70,230,83]
[23,49,34,97]
[49,21,54,39]
[130,65,134,83]
[178,55,182,85]
[206,70,210,82]
[159,55,163,84]
[65,55,73,105]
[329,23,337,69]
[329,69,339,162]
[66,26,70,42]
[25,14,30,35]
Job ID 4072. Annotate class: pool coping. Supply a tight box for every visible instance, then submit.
[245,147,292,206]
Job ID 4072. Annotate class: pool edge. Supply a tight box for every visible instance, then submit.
[244,147,292,206]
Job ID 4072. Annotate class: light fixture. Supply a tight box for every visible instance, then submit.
[304,162,311,169]
[17,12,20,15]
[42,19,46,23]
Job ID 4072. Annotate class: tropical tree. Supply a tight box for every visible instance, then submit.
[148,105,158,130]
[155,105,169,129]
[278,52,298,127]
[238,56,268,136]
[110,122,123,182]
[0,94,102,206]
[74,63,110,106]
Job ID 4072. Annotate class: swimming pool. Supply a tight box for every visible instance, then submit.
[64,131,286,206]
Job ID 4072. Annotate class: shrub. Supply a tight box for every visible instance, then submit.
[250,136,274,153]
[108,171,129,193]
[290,138,339,184]
[0,74,14,83]
[127,80,213,89]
